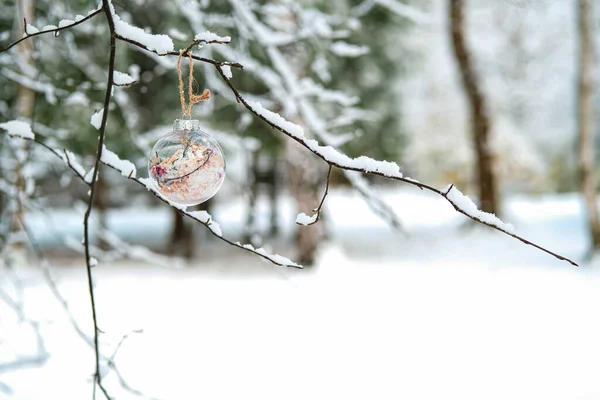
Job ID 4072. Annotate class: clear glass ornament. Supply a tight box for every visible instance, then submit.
[148,119,225,206]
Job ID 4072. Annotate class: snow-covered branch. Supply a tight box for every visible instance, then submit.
[0,8,103,54]
[209,66,577,266]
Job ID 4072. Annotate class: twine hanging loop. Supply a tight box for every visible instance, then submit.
[177,49,211,117]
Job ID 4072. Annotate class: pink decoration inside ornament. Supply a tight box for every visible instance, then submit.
[148,119,226,206]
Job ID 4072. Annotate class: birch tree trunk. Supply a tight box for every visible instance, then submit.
[449,0,499,215]
[11,0,36,235]
[577,0,600,249]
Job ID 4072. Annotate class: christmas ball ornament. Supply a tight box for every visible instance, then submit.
[148,119,225,206]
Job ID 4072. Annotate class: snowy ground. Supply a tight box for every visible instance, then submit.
[2,188,600,400]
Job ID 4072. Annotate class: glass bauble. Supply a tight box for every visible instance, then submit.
[148,119,225,206]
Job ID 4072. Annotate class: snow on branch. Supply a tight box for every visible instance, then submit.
[0,120,35,139]
[443,185,514,233]
[214,4,404,233]
[0,8,103,54]
[115,34,243,69]
[90,109,104,129]
[112,70,136,86]
[194,31,232,44]
[135,178,301,268]
[247,100,404,177]
[113,16,174,55]
[100,145,136,178]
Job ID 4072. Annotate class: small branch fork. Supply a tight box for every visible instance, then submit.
[296,165,332,226]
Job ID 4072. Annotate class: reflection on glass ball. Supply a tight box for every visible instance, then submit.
[148,119,225,206]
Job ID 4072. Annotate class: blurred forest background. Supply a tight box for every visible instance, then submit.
[2,0,598,265]
[3,1,600,399]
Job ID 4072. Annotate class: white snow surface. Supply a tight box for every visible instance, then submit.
[90,109,104,130]
[114,16,174,55]
[0,120,35,139]
[194,31,231,43]
[4,190,600,400]
[445,185,515,233]
[101,146,136,178]
[113,71,136,86]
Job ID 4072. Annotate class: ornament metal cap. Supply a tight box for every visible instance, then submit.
[173,118,201,131]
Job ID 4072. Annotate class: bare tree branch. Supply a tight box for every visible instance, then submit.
[84,2,114,398]
[0,8,103,54]
[115,35,243,69]
[296,165,331,226]
[209,66,578,267]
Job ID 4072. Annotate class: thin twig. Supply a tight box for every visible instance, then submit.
[83,2,117,398]
[0,8,103,53]
[296,165,331,226]
[114,35,243,69]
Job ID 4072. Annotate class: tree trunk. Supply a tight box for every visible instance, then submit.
[577,0,600,249]
[168,209,194,259]
[11,0,36,235]
[286,138,324,267]
[449,0,499,215]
